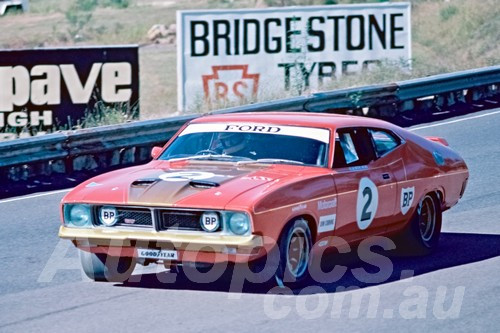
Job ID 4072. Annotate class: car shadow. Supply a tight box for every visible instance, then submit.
[115,232,500,295]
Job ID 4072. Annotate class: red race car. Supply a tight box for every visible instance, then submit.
[59,112,468,286]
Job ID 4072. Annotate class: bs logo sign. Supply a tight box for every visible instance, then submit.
[202,65,259,104]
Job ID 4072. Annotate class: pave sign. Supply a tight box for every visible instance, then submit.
[177,3,411,111]
[0,46,139,133]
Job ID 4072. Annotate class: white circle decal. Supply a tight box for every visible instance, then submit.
[356,177,379,230]
[159,171,215,182]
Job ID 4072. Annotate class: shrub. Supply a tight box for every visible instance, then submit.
[440,5,458,21]
[65,0,98,40]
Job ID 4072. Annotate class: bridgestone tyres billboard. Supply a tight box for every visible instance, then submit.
[0,45,139,132]
[177,3,411,111]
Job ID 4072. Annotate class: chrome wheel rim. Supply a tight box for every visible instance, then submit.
[286,226,310,278]
[419,196,436,243]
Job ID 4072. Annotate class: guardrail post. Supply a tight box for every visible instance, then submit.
[7,166,20,182]
[121,147,136,165]
[52,160,66,174]
[73,155,98,171]
[36,161,52,177]
[138,146,152,163]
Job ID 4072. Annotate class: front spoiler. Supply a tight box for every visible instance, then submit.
[58,226,264,253]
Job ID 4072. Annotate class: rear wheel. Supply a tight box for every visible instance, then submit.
[396,194,442,255]
[80,251,135,282]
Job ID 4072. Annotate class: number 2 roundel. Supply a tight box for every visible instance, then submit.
[356,177,379,230]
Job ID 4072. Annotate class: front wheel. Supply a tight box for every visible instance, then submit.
[275,218,313,288]
[80,251,135,282]
[396,194,442,255]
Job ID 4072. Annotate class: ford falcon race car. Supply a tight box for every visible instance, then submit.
[59,112,469,286]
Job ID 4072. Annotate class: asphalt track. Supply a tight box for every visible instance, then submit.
[1,109,499,332]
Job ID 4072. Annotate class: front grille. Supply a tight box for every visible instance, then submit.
[94,206,220,231]
[113,208,153,227]
[158,210,203,231]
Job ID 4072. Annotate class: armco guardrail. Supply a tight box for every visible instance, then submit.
[1,65,499,197]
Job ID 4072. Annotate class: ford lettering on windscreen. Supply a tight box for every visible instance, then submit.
[159,123,331,167]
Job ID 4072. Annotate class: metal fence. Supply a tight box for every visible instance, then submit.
[1,65,499,197]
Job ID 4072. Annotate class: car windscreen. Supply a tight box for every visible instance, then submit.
[158,123,330,167]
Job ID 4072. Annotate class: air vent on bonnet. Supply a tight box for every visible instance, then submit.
[131,178,159,186]
[189,180,220,189]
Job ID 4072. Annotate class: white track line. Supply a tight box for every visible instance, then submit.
[0,188,71,204]
[410,109,500,131]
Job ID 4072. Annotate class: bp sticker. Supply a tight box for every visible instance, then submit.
[400,187,415,215]
[200,212,220,232]
[100,206,118,226]
[356,177,379,230]
[159,171,215,182]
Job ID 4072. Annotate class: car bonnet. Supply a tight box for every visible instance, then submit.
[66,161,301,210]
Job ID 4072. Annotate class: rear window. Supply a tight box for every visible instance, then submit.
[369,129,400,157]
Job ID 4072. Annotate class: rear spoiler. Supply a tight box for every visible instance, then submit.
[426,136,449,146]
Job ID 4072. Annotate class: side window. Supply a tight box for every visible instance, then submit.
[333,128,377,168]
[339,132,359,164]
[369,129,400,157]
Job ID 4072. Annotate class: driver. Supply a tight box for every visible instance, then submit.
[217,132,257,158]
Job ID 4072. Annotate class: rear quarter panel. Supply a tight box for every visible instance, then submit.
[395,128,469,219]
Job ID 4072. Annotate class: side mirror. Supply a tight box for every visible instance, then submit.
[151,146,163,159]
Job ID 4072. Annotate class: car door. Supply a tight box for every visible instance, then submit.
[332,127,400,242]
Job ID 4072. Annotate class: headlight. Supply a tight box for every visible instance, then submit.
[64,204,92,228]
[228,213,250,235]
[99,206,118,226]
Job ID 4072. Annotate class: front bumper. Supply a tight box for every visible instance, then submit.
[59,226,266,263]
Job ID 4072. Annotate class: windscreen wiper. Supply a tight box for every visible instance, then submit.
[169,154,252,162]
[237,158,304,166]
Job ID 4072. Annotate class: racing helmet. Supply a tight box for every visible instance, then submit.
[218,132,246,154]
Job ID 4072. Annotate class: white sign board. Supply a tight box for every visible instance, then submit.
[177,3,411,111]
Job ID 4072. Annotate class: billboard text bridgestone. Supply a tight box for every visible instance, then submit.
[177,3,411,111]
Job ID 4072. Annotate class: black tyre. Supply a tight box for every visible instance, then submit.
[80,251,135,282]
[396,193,442,255]
[275,218,313,288]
